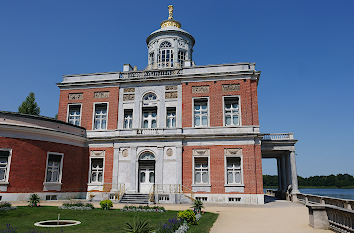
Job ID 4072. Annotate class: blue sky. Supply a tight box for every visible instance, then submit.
[0,0,353,177]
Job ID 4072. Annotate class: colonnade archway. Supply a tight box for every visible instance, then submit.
[261,133,299,200]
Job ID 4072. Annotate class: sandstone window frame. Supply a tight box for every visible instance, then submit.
[193,97,209,128]
[123,109,133,129]
[89,156,105,185]
[149,52,155,65]
[44,152,64,184]
[192,149,211,186]
[178,50,186,67]
[142,107,157,129]
[92,102,109,130]
[67,103,82,126]
[224,149,244,187]
[0,149,12,184]
[166,107,176,128]
[223,96,241,127]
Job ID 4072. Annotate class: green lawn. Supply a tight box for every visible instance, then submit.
[0,206,218,233]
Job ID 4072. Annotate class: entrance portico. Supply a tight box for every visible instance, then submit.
[261,133,299,200]
[138,152,155,193]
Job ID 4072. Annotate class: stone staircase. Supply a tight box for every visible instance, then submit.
[119,193,150,204]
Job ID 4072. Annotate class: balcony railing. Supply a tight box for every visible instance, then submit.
[119,68,181,79]
[262,133,294,140]
[297,193,354,232]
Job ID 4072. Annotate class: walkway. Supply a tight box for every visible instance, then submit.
[207,200,331,233]
[12,200,332,233]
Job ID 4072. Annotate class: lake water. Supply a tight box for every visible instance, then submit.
[264,188,354,200]
[299,188,354,200]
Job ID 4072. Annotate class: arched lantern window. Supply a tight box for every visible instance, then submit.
[143,92,157,101]
[158,41,173,68]
[139,152,155,160]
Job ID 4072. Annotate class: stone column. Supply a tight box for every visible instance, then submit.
[286,153,292,188]
[130,146,137,193]
[290,151,299,194]
[277,158,282,191]
[176,146,183,185]
[111,148,119,192]
[281,155,287,192]
[155,147,164,185]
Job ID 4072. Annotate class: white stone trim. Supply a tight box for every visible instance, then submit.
[192,193,264,205]
[92,102,109,131]
[222,95,242,127]
[192,149,210,187]
[0,192,87,202]
[224,148,244,189]
[66,103,82,126]
[0,148,12,191]
[43,152,64,191]
[192,97,210,128]
[88,150,105,186]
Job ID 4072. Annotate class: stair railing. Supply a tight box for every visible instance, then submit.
[149,184,156,203]
[150,184,195,202]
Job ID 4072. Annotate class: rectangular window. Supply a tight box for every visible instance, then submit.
[124,109,133,129]
[224,97,240,126]
[149,52,154,65]
[226,157,242,184]
[194,157,209,184]
[142,107,157,128]
[0,150,10,182]
[45,154,63,183]
[94,103,108,130]
[193,98,208,127]
[90,158,104,183]
[166,107,176,128]
[178,50,186,67]
[67,104,81,126]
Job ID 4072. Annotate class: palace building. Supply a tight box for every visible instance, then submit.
[0,6,299,204]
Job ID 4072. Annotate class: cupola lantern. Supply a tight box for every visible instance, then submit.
[146,5,195,70]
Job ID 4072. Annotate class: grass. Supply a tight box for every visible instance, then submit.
[188,212,219,233]
[0,206,218,233]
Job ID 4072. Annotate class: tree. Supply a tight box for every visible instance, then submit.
[18,92,40,115]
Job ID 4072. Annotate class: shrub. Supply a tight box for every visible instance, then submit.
[100,199,113,210]
[123,217,153,233]
[28,194,40,207]
[192,199,204,214]
[0,201,12,208]
[61,200,94,209]
[177,209,197,225]
[156,217,183,233]
[122,205,165,212]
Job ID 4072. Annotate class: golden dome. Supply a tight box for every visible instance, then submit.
[160,5,181,28]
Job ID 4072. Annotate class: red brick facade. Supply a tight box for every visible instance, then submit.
[58,87,119,130]
[182,145,263,194]
[0,137,89,193]
[89,147,114,191]
[182,79,259,127]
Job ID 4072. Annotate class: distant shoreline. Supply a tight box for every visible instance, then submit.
[264,186,354,189]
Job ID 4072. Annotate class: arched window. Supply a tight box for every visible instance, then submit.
[142,92,157,128]
[139,152,155,160]
[158,41,173,68]
[143,92,157,101]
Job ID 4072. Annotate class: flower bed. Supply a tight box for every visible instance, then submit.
[154,210,203,233]
[122,205,166,213]
[155,217,188,233]
[0,202,16,211]
[59,201,94,210]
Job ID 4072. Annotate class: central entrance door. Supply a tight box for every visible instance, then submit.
[138,152,155,194]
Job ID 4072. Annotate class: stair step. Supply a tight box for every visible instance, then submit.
[119,193,150,204]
